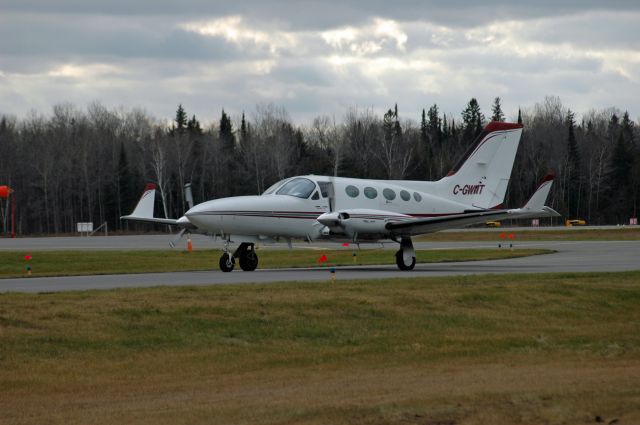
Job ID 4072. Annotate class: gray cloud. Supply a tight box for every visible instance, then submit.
[0,1,639,123]
[3,0,640,28]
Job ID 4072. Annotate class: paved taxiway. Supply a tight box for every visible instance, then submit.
[1,236,638,293]
[0,226,632,251]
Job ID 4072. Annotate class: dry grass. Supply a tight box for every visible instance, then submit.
[2,271,640,424]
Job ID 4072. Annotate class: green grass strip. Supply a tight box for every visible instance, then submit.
[1,248,551,278]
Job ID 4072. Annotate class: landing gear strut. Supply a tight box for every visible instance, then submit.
[217,242,259,272]
[395,237,416,271]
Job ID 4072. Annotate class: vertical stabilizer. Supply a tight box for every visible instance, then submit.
[128,183,156,218]
[438,122,523,209]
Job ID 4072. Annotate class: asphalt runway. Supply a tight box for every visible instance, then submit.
[1,237,639,293]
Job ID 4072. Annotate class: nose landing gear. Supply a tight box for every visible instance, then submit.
[218,242,259,272]
[219,252,235,272]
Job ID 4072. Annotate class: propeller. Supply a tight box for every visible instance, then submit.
[327,177,335,212]
[184,183,194,210]
[168,183,195,248]
[318,179,335,212]
[169,228,187,248]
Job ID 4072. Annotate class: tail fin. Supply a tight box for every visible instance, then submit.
[126,183,156,219]
[438,122,523,209]
[508,173,560,219]
[522,174,554,211]
[121,184,180,226]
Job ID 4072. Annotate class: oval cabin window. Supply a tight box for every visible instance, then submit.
[383,188,396,201]
[364,187,378,199]
[400,190,411,201]
[345,185,360,198]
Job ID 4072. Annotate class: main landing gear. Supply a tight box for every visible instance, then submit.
[395,237,416,271]
[219,242,259,272]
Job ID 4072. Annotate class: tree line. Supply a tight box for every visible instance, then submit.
[0,96,638,235]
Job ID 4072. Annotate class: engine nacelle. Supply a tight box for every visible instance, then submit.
[317,209,411,239]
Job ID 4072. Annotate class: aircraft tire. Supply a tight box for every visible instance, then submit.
[239,251,259,271]
[395,250,416,271]
[219,253,235,272]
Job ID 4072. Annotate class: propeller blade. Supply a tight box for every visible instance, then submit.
[169,228,187,248]
[328,177,335,212]
[318,180,335,212]
[184,183,194,210]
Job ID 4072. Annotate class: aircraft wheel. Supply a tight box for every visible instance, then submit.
[219,253,235,272]
[395,250,416,271]
[239,251,259,271]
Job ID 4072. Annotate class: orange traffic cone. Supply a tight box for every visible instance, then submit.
[187,235,193,252]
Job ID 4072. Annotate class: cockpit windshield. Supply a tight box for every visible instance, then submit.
[262,178,289,195]
[275,178,316,199]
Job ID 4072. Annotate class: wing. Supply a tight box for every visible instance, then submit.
[386,174,560,237]
[386,209,509,236]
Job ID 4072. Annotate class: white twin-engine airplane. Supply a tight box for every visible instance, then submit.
[122,122,559,272]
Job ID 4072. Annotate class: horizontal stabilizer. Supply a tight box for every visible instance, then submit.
[120,215,180,226]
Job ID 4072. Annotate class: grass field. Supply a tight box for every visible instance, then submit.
[0,248,550,278]
[2,271,640,424]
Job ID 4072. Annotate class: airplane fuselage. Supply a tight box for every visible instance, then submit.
[184,175,472,242]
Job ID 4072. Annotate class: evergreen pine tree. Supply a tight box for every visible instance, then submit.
[383,108,395,143]
[610,132,632,187]
[461,98,484,143]
[491,97,505,122]
[427,104,440,142]
[420,109,428,144]
[607,113,619,143]
[606,132,634,223]
[187,114,202,135]
[240,112,248,144]
[621,111,635,146]
[175,104,187,134]
[219,109,234,152]
[442,114,449,139]
[475,116,483,136]
[517,108,522,125]
[393,103,402,138]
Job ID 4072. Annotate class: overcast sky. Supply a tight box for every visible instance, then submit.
[1,0,639,124]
